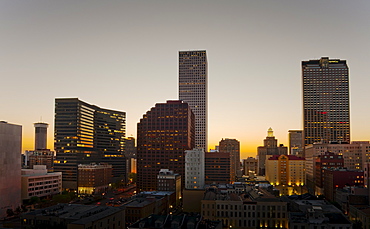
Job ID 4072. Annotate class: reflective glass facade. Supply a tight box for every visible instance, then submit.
[302,57,350,146]
[54,98,125,189]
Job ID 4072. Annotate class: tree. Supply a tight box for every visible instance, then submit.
[29,196,41,205]
[6,209,14,217]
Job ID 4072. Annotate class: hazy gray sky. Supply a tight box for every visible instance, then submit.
[1,1,370,157]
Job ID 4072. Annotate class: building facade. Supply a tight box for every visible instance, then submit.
[205,152,231,184]
[77,163,112,194]
[305,141,370,193]
[302,57,350,146]
[157,169,181,205]
[323,168,364,201]
[288,130,303,156]
[21,165,62,200]
[136,100,195,191]
[265,155,305,195]
[54,98,126,189]
[27,149,55,172]
[219,138,241,181]
[34,122,48,150]
[314,152,344,195]
[243,157,258,177]
[0,121,22,218]
[179,50,207,151]
[257,128,288,175]
[185,148,205,189]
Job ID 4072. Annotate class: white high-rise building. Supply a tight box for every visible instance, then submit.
[0,121,22,218]
[179,50,207,150]
[185,148,205,189]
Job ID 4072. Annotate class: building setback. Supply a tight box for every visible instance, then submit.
[179,50,208,151]
[302,57,350,147]
[137,100,195,191]
[0,121,22,218]
[54,98,126,189]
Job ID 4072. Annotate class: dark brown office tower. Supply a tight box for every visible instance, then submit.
[219,138,240,181]
[137,100,195,191]
[205,152,231,184]
[302,57,350,147]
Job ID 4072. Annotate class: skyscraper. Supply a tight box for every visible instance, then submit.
[179,50,207,150]
[302,57,350,147]
[137,100,195,191]
[0,121,21,218]
[54,98,125,189]
[34,122,48,150]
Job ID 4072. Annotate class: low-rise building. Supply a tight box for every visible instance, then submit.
[21,165,62,200]
[288,200,352,229]
[78,163,112,195]
[128,214,222,229]
[335,186,368,214]
[201,184,288,228]
[21,204,125,229]
[123,191,176,226]
[157,169,181,205]
[25,149,55,172]
[323,168,364,201]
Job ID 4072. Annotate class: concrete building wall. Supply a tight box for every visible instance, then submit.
[0,121,22,218]
[185,148,205,189]
[21,165,62,200]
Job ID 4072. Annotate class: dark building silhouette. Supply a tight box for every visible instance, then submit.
[137,100,195,191]
[54,98,126,189]
[302,57,350,147]
[205,152,231,184]
[219,138,240,181]
[315,152,344,195]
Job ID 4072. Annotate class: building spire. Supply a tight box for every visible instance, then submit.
[267,127,274,137]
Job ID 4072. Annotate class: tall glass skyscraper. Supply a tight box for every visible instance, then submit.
[179,50,207,151]
[54,98,125,189]
[302,57,350,147]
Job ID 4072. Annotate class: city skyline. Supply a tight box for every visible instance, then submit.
[1,1,370,158]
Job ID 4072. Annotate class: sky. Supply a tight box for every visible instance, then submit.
[1,1,370,158]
